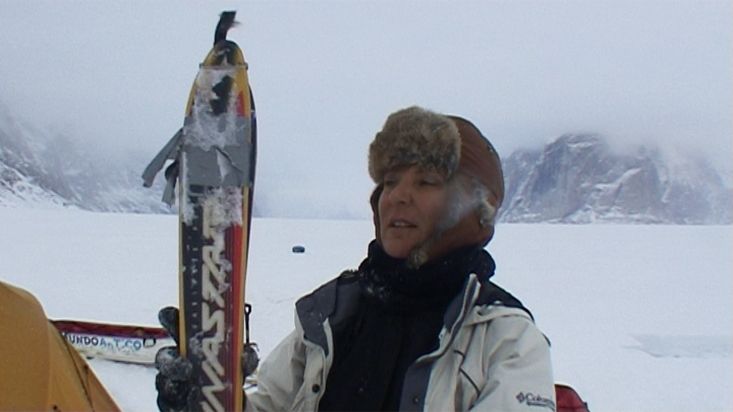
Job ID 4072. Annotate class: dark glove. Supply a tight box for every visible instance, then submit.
[242,341,260,379]
[155,306,197,412]
[153,306,260,411]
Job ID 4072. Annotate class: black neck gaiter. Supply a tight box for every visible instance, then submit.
[359,240,495,311]
[318,241,496,412]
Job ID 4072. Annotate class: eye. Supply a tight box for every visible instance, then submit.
[419,173,444,186]
[383,174,399,187]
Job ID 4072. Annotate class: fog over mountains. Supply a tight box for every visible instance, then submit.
[1,107,730,224]
[0,108,169,214]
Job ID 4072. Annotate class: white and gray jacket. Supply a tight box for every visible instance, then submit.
[246,272,556,412]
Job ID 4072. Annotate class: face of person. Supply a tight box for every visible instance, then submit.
[378,165,450,259]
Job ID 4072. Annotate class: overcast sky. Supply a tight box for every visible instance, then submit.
[1,1,731,218]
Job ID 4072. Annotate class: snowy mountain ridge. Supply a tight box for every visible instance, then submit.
[1,106,730,223]
[0,107,169,214]
[499,134,732,224]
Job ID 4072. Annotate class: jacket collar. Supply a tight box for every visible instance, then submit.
[295,269,531,356]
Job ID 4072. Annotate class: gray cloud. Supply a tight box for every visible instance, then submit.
[1,0,730,216]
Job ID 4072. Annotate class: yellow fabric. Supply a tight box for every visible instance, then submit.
[0,281,120,411]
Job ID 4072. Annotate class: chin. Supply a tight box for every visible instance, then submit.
[382,242,413,259]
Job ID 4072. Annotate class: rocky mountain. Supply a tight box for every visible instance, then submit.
[0,107,169,214]
[499,134,732,224]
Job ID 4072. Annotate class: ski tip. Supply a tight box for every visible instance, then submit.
[214,11,239,45]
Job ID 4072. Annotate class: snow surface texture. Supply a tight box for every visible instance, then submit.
[0,208,731,412]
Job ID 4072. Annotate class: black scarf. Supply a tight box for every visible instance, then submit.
[318,241,496,411]
[359,240,495,311]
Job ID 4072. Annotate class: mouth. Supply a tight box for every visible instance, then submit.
[389,219,417,228]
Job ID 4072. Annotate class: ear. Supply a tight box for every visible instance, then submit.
[478,200,497,228]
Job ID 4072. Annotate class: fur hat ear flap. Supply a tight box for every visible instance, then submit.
[369,184,383,242]
[368,106,461,182]
[447,115,504,211]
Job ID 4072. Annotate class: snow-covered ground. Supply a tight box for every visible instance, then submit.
[1,207,731,411]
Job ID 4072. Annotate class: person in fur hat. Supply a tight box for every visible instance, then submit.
[155,106,555,412]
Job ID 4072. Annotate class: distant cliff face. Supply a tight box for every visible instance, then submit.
[499,134,731,224]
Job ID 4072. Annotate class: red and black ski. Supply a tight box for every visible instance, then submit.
[143,11,256,412]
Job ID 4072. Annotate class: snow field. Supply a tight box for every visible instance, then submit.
[0,208,730,411]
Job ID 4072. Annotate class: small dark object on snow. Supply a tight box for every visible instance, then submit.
[292,245,306,254]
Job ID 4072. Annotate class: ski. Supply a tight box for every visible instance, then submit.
[143,11,256,412]
[53,319,172,365]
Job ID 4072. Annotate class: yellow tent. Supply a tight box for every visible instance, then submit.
[0,281,120,411]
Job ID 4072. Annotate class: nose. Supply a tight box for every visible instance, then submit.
[385,178,412,204]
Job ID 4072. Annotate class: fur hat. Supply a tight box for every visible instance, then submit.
[369,106,462,183]
[368,106,504,266]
